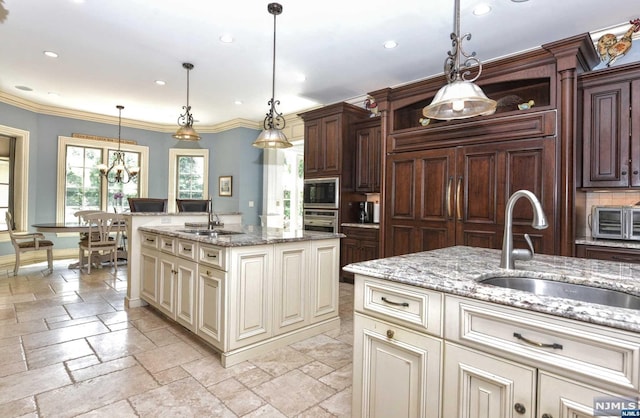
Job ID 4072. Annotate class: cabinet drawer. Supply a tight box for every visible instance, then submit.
[141,232,158,249]
[159,236,176,255]
[199,244,226,271]
[177,240,197,261]
[576,244,640,264]
[342,226,379,242]
[445,295,640,391]
[355,275,442,337]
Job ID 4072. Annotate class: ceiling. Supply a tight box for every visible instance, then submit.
[0,0,638,129]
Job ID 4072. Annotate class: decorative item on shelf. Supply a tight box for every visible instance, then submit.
[252,3,292,149]
[422,0,496,120]
[419,117,431,126]
[113,191,124,212]
[172,62,201,142]
[597,18,640,67]
[97,105,139,184]
[518,100,535,110]
[364,97,380,117]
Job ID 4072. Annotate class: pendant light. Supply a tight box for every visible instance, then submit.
[173,62,201,141]
[252,2,292,149]
[422,0,496,120]
[97,105,139,184]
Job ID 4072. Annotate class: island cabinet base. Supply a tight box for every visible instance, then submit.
[140,232,342,368]
[352,274,640,418]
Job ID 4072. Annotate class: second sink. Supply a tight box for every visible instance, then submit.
[479,276,640,310]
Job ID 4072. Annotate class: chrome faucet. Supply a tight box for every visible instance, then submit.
[208,197,222,229]
[500,190,548,270]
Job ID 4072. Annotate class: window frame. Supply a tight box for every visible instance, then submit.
[0,125,28,240]
[167,148,209,213]
[56,135,149,223]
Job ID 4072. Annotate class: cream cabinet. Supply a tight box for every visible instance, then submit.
[352,312,442,418]
[310,240,340,322]
[352,274,640,418]
[273,242,309,334]
[140,233,159,304]
[197,262,225,350]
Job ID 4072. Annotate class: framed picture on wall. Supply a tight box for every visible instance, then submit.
[219,176,232,196]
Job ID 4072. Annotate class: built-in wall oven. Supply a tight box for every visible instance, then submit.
[303,209,338,233]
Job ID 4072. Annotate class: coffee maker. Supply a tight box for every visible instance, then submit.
[359,202,374,223]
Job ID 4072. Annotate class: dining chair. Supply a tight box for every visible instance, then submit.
[127,198,168,213]
[5,211,54,275]
[74,210,103,267]
[176,199,210,212]
[78,212,122,274]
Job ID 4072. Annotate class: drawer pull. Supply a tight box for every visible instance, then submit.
[145,238,155,242]
[164,242,172,247]
[514,403,526,414]
[513,332,563,350]
[386,329,394,339]
[542,414,553,418]
[183,247,192,252]
[207,253,218,259]
[381,296,409,307]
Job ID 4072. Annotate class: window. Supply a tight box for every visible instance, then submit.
[57,136,149,223]
[167,148,209,212]
[0,136,13,231]
[0,125,28,236]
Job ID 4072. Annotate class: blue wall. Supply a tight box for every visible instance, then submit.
[0,102,263,255]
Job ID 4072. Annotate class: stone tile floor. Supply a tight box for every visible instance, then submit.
[0,260,355,417]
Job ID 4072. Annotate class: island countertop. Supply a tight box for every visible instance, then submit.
[138,224,344,247]
[343,246,640,333]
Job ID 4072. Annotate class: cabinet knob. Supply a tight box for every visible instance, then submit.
[542,414,553,418]
[634,170,639,175]
[514,403,526,414]
[206,270,211,276]
[386,329,394,339]
[622,171,627,175]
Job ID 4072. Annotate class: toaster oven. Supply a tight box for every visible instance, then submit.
[591,206,640,241]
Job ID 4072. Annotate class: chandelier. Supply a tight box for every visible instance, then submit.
[252,2,292,149]
[422,0,496,120]
[173,62,201,141]
[97,105,139,184]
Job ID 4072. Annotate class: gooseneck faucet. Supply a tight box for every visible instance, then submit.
[500,190,548,270]
[208,196,222,229]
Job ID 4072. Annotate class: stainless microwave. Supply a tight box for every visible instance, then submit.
[591,206,640,241]
[303,177,339,209]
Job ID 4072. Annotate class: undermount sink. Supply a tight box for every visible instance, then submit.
[479,275,640,310]
[179,229,242,236]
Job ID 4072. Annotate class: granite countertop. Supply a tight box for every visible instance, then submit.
[124,211,242,217]
[341,223,380,229]
[139,224,344,247]
[575,236,640,250]
[344,246,640,333]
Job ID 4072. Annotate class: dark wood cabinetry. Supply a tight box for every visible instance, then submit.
[385,135,556,256]
[575,244,640,264]
[299,103,369,183]
[579,63,640,188]
[354,118,382,192]
[340,226,379,281]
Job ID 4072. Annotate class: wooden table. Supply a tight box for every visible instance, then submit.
[32,222,127,268]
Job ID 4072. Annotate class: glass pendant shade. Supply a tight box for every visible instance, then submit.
[252,3,292,149]
[423,79,497,120]
[173,125,201,141]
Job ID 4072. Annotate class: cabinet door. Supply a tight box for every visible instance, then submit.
[304,119,321,175]
[443,342,536,418]
[273,242,309,334]
[538,372,635,418]
[582,81,631,188]
[321,114,342,175]
[353,313,442,418]
[175,258,197,331]
[157,255,176,318]
[310,239,339,321]
[140,247,158,305]
[228,246,273,350]
[197,267,225,350]
[355,124,381,192]
[575,244,640,264]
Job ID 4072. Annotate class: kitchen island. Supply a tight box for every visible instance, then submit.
[132,222,342,367]
[344,246,640,418]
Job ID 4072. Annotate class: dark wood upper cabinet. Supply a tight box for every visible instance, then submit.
[299,103,369,184]
[354,118,381,192]
[579,63,640,188]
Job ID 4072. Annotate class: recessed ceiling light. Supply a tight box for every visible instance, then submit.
[296,74,306,82]
[511,0,529,2]
[473,4,491,15]
[234,100,243,105]
[155,80,166,86]
[15,86,33,91]
[219,35,234,43]
[383,40,398,49]
[71,0,85,3]
[43,51,58,58]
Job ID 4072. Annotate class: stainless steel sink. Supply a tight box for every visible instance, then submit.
[479,276,640,310]
[179,229,242,236]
